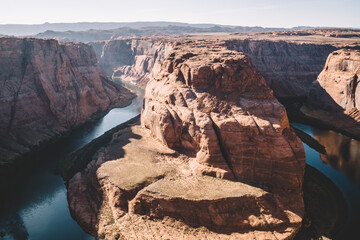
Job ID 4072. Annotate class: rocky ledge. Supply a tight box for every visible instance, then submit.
[68,40,305,239]
[0,37,134,166]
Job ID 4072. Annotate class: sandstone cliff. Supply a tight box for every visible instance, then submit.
[142,40,305,190]
[309,49,360,111]
[89,38,172,87]
[304,49,360,139]
[0,37,134,164]
[225,39,337,98]
[68,40,306,239]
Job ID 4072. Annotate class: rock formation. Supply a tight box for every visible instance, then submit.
[304,49,360,139]
[225,39,337,98]
[142,40,305,190]
[309,49,360,111]
[0,37,134,164]
[90,38,172,87]
[68,40,306,239]
[89,31,360,100]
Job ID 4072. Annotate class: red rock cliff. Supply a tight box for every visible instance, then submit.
[89,38,172,87]
[67,39,306,239]
[309,49,360,111]
[303,49,360,139]
[141,40,305,191]
[0,37,133,163]
[225,39,337,98]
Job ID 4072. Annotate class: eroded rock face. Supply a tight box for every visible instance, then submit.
[309,49,360,111]
[0,37,133,163]
[141,40,305,191]
[303,49,360,139]
[68,124,304,239]
[225,39,337,98]
[68,40,306,239]
[91,38,172,87]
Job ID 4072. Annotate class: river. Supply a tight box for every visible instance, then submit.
[0,84,143,240]
[292,123,360,239]
[0,87,359,239]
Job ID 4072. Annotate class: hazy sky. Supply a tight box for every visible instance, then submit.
[1,0,359,28]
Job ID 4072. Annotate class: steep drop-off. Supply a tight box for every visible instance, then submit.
[68,40,305,239]
[225,39,337,98]
[142,40,305,190]
[303,49,360,139]
[0,37,134,165]
[89,38,172,87]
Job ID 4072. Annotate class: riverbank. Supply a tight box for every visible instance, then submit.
[62,114,347,239]
[0,84,143,240]
[279,97,360,141]
[0,89,136,192]
[295,165,347,239]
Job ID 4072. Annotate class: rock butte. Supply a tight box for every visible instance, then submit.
[91,32,360,140]
[68,40,306,239]
[0,37,134,165]
[141,40,305,190]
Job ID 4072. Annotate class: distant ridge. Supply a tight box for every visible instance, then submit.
[0,21,316,36]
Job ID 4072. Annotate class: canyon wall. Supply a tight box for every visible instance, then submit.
[225,39,337,98]
[309,49,360,111]
[68,40,306,239]
[142,39,306,190]
[0,37,134,163]
[93,37,338,99]
[302,49,360,138]
[89,38,172,87]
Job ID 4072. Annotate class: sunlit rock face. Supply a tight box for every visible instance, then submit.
[0,37,133,163]
[90,38,172,87]
[68,40,306,239]
[225,39,336,98]
[303,49,360,139]
[142,40,305,191]
[309,49,360,112]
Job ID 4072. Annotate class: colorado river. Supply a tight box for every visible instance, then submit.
[0,84,143,240]
[292,123,360,239]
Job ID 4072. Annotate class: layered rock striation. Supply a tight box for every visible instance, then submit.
[89,38,172,87]
[0,37,134,164]
[309,49,360,111]
[68,40,306,239]
[225,39,337,98]
[142,40,305,190]
[304,49,360,138]
[68,124,304,239]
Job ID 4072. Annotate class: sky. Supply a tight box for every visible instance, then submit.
[0,0,359,28]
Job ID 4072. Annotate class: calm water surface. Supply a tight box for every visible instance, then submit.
[292,123,360,238]
[0,84,143,240]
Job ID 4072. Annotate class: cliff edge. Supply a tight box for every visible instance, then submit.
[68,40,305,239]
[0,37,134,165]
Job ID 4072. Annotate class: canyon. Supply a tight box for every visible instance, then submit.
[90,31,360,139]
[1,28,360,240]
[0,37,134,171]
[67,39,306,239]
